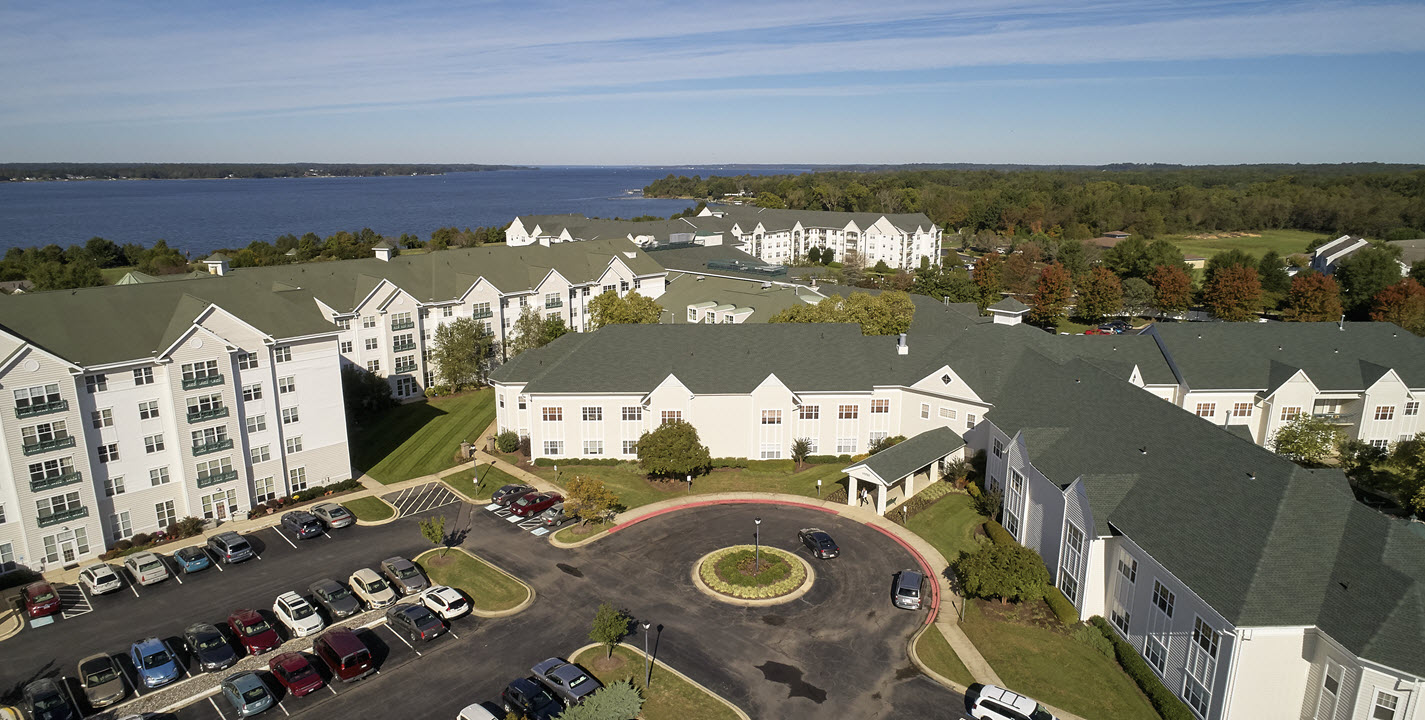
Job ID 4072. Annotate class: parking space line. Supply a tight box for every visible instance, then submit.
[326,683,337,695]
[208,695,228,719]
[128,579,142,598]
[207,548,225,571]
[59,583,93,620]
[379,622,420,656]
[447,626,459,640]
[171,567,185,585]
[276,700,291,716]
[272,526,298,549]
[416,488,442,515]
[323,530,333,539]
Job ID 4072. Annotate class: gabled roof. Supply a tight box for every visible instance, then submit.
[844,426,964,485]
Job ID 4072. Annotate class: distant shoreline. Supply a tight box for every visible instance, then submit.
[0,164,529,183]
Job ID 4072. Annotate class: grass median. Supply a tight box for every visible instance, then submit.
[572,644,739,720]
[351,390,495,484]
[528,461,849,512]
[415,548,529,613]
[342,496,394,522]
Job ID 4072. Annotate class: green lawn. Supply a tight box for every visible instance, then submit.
[342,496,394,522]
[572,644,740,720]
[441,463,522,502]
[906,492,986,566]
[416,549,529,612]
[915,624,975,687]
[350,390,495,484]
[1162,229,1325,260]
[961,602,1157,720]
[553,521,613,544]
[527,461,849,511]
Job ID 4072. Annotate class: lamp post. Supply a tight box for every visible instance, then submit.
[642,621,653,688]
[754,516,762,572]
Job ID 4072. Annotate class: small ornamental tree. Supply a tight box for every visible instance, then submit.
[1271,415,1341,467]
[565,475,619,526]
[1204,265,1262,322]
[1282,272,1344,322]
[588,602,631,658]
[419,514,448,557]
[431,316,497,389]
[954,541,1051,604]
[1029,262,1072,328]
[495,430,520,454]
[1370,278,1425,336]
[637,420,712,479]
[1148,264,1192,317]
[791,438,812,469]
[1075,266,1123,323]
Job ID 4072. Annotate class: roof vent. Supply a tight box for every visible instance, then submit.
[897,333,908,356]
[1338,315,1346,331]
[1247,472,1256,480]
[1197,334,1202,339]
[1278,345,1283,351]
[1139,447,1148,455]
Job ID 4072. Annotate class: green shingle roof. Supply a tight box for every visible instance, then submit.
[846,426,964,483]
[658,275,820,324]
[989,297,1030,313]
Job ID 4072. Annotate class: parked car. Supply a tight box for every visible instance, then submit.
[310,502,354,529]
[184,622,239,672]
[173,545,211,574]
[227,609,281,655]
[892,569,924,610]
[349,568,397,609]
[379,556,429,595]
[274,591,325,638]
[22,581,61,618]
[313,628,375,683]
[22,677,77,720]
[537,502,568,527]
[457,703,501,720]
[269,652,324,698]
[128,637,181,688]
[530,658,603,706]
[1084,327,1114,335]
[797,528,840,559]
[207,531,254,564]
[78,564,123,595]
[280,510,324,539]
[309,578,362,620]
[76,654,125,708]
[420,585,470,620]
[492,484,535,506]
[510,491,563,518]
[124,552,170,586]
[220,671,274,717]
[501,677,563,720]
[1102,320,1131,333]
[966,683,1058,720]
[385,603,445,642]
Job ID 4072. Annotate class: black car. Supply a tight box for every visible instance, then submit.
[501,677,564,720]
[309,578,362,620]
[281,510,324,539]
[798,528,840,559]
[184,622,239,672]
[492,484,535,506]
[384,603,446,642]
[23,677,77,720]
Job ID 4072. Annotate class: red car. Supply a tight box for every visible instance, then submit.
[1084,328,1114,335]
[227,609,281,655]
[510,491,563,518]
[269,652,325,697]
[22,582,61,618]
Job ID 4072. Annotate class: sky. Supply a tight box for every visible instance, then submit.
[2,1,1424,165]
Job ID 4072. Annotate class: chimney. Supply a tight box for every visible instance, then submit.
[1338,315,1345,331]
[897,333,908,355]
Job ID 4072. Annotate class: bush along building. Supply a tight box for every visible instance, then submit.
[491,297,1425,720]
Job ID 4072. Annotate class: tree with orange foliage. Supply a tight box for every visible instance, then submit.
[1204,266,1262,322]
[1029,262,1073,328]
[1370,278,1425,335]
[1282,272,1343,322]
[972,254,1004,311]
[1148,264,1192,317]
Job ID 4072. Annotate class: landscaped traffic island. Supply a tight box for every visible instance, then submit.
[694,545,812,605]
[416,548,532,615]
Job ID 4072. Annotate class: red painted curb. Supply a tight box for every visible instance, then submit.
[605,499,836,535]
[868,524,941,626]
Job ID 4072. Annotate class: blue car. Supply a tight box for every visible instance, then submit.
[174,545,211,574]
[129,637,181,688]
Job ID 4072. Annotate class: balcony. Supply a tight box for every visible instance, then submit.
[23,435,75,456]
[183,374,224,390]
[1312,412,1355,424]
[30,471,83,492]
[196,470,238,488]
[472,308,493,320]
[15,399,68,419]
[37,506,88,528]
[544,299,563,309]
[187,406,229,423]
[192,438,234,456]
[391,319,415,331]
[393,340,417,352]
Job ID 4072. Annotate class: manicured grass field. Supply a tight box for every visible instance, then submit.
[1163,229,1325,260]
[416,548,529,613]
[441,463,522,502]
[342,496,394,522]
[350,390,495,484]
[914,624,976,687]
[905,492,986,566]
[528,461,849,511]
[571,644,740,720]
[960,602,1157,720]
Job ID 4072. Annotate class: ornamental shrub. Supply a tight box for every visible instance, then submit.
[1045,586,1081,625]
[954,541,1050,604]
[1072,623,1114,658]
[556,679,644,720]
[131,533,152,547]
[495,430,520,453]
[984,520,1016,546]
[637,420,712,479]
[1089,617,1197,720]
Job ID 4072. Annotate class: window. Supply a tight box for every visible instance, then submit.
[242,383,262,401]
[622,440,638,455]
[472,301,492,319]
[0,542,11,572]
[543,407,563,422]
[1371,439,1390,450]
[583,440,603,455]
[254,476,276,503]
[1003,470,1024,538]
[838,404,858,419]
[1183,677,1209,716]
[836,437,856,454]
[143,434,165,453]
[395,377,418,396]
[104,476,124,497]
[110,511,131,542]
[282,407,300,424]
[181,360,219,383]
[340,340,353,353]
[661,410,682,425]
[542,440,564,456]
[22,420,70,447]
[799,405,819,421]
[967,413,977,429]
[14,383,61,410]
[621,406,641,421]
[237,352,258,370]
[286,436,303,453]
[393,332,414,349]
[1192,616,1219,658]
[620,280,629,292]
[1152,580,1175,618]
[1406,401,1420,416]
[603,284,616,295]
[442,306,454,317]
[156,500,176,529]
[278,376,295,394]
[1231,402,1252,417]
[97,443,119,463]
[920,403,930,419]
[1373,690,1400,720]
[139,400,160,420]
[1118,557,1138,583]
[394,355,417,373]
[362,316,377,329]
[29,457,74,483]
[336,318,351,331]
[993,439,1004,458]
[1375,405,1396,421]
[544,292,561,309]
[187,393,222,416]
[1059,523,1084,603]
[1111,607,1131,634]
[1194,402,1216,418]
[246,414,266,433]
[133,367,154,385]
[150,467,170,486]
[86,374,107,393]
[92,408,113,428]
[366,360,380,374]
[251,445,271,464]
[870,399,889,414]
[687,307,697,322]
[762,410,782,425]
[1145,636,1167,675]
[582,407,603,422]
[36,492,83,522]
[364,337,379,351]
[518,395,527,410]
[390,311,413,330]
[1280,406,1302,421]
[939,406,956,419]
[196,457,233,479]
[274,346,291,363]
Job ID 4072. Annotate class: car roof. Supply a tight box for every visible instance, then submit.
[383,557,414,567]
[979,684,1037,712]
[186,622,221,634]
[83,563,116,574]
[128,551,158,562]
[78,653,113,671]
[285,509,317,519]
[215,531,244,541]
[277,591,307,605]
[226,671,264,690]
[133,637,165,652]
[532,657,566,674]
[509,677,546,694]
[311,578,342,590]
[230,608,262,622]
[427,585,460,598]
[352,568,382,581]
[272,653,308,671]
[320,628,366,653]
[24,581,53,592]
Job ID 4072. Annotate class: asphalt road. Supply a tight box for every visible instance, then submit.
[1,500,967,719]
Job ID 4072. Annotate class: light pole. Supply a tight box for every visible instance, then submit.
[642,621,652,688]
[754,517,762,572]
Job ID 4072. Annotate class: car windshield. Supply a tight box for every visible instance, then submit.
[283,663,314,681]
[142,650,171,669]
[363,579,385,593]
[229,542,251,553]
[290,603,314,619]
[513,495,533,506]
[90,569,114,581]
[30,590,56,603]
[241,619,272,635]
[395,566,419,579]
[530,687,559,710]
[326,507,350,518]
[1031,705,1055,720]
[325,586,352,601]
[32,692,64,710]
[86,665,119,685]
[241,686,268,702]
[897,587,919,597]
[409,608,435,623]
[195,632,226,650]
[178,547,202,559]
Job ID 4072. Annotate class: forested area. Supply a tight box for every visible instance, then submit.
[644,165,1425,240]
[0,163,519,181]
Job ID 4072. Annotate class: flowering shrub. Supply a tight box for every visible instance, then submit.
[698,545,808,600]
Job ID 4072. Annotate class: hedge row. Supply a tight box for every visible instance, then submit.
[709,458,796,472]
[984,519,1016,546]
[805,454,853,464]
[1089,616,1196,720]
[533,457,623,467]
[1045,586,1081,625]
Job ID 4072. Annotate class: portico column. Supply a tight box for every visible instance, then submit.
[847,475,858,508]
[930,459,941,484]
[904,472,916,502]
[876,483,887,516]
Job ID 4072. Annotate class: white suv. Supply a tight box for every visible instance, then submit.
[273,591,326,637]
[967,684,1058,720]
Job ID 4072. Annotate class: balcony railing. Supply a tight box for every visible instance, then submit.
[472,308,493,320]
[395,363,418,374]
[391,319,415,331]
[30,471,83,493]
[37,506,88,528]
[187,406,229,423]
[23,435,75,456]
[197,470,238,488]
[182,374,224,390]
[15,399,68,419]
[545,299,563,309]
[1312,412,1355,423]
[192,438,234,456]
[393,340,417,352]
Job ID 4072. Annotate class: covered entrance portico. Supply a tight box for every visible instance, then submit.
[842,426,966,516]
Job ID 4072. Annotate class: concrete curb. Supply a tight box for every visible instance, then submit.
[0,590,24,642]
[569,641,751,720]
[689,546,815,607]
[415,547,535,618]
[350,495,402,526]
[906,623,973,695]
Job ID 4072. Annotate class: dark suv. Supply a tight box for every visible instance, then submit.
[281,510,324,539]
[314,628,375,683]
[501,677,563,720]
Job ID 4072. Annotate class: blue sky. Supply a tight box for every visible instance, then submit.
[2,1,1423,165]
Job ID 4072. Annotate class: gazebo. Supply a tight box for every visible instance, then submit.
[842,426,966,515]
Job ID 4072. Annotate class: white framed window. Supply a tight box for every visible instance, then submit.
[762,409,782,425]
[133,367,154,385]
[97,443,119,463]
[838,404,858,419]
[920,403,930,419]
[362,316,377,329]
[251,445,271,464]
[187,393,222,415]
[1194,402,1216,418]
[364,337,379,351]
[36,491,83,522]
[41,527,90,563]
[583,440,603,455]
[104,476,125,497]
[340,340,353,353]
[336,318,351,331]
[85,374,107,393]
[13,383,61,410]
[543,407,563,422]
[192,426,228,447]
[150,467,170,486]
[1406,401,1420,416]
[274,346,292,363]
[1003,469,1024,538]
[1375,405,1396,421]
[195,457,233,479]
[29,457,74,483]
[940,406,956,419]
[156,500,176,528]
[282,407,300,424]
[0,542,12,571]
[1152,580,1175,617]
[246,414,266,433]
[836,437,856,454]
[1280,406,1302,421]
[92,408,113,428]
[542,440,564,456]
[621,406,641,421]
[993,439,1004,458]
[1145,635,1167,675]
[1373,690,1400,720]
[1231,402,1252,417]
[870,400,888,415]
[582,406,603,422]
[242,383,262,401]
[285,436,303,453]
[661,410,681,425]
[395,377,418,396]
[181,361,219,383]
[966,413,977,429]
[1058,522,1084,604]
[254,476,276,503]
[237,352,258,370]
[622,440,638,455]
[1118,557,1137,583]
[143,434,165,453]
[1371,439,1390,449]
[1314,661,1343,720]
[278,376,295,394]
[139,400,160,420]
[366,360,380,374]
[110,511,132,542]
[800,405,820,421]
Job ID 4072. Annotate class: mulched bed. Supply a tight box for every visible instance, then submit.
[973,596,1066,634]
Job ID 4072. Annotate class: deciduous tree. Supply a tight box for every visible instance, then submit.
[972,254,1004,310]
[588,602,631,659]
[636,420,712,479]
[1204,266,1262,322]
[418,515,448,557]
[1370,278,1425,335]
[1148,264,1192,317]
[1028,262,1072,328]
[1271,415,1341,466]
[1336,246,1403,316]
[1257,250,1292,295]
[1075,267,1123,323]
[1121,277,1154,317]
[769,291,914,335]
[565,475,620,526]
[588,290,663,329]
[1282,272,1343,322]
[507,306,569,357]
[430,317,496,388]
[954,541,1050,604]
[911,264,978,304]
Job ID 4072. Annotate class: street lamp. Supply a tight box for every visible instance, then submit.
[642,621,653,688]
[754,517,762,572]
